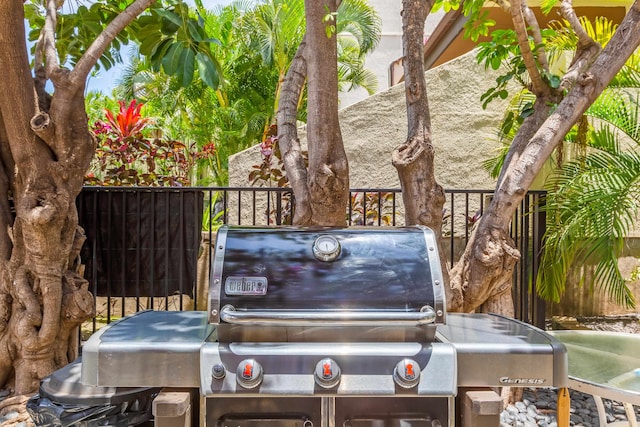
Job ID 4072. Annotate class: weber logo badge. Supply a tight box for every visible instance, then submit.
[225,277,268,295]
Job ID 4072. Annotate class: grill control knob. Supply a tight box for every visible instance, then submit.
[315,358,341,388]
[393,358,421,389]
[236,359,263,389]
[211,363,226,380]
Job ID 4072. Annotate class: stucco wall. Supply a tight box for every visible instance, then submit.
[229,50,506,191]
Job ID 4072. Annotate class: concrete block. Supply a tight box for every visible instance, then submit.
[153,391,192,427]
[462,389,502,427]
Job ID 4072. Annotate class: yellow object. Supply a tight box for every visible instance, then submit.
[557,387,570,427]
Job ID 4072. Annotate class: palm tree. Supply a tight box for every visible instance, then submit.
[242,0,381,119]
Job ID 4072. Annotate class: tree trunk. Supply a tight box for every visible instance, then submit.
[0,3,95,394]
[0,0,155,396]
[449,0,640,313]
[304,0,349,226]
[276,36,312,225]
[393,0,450,291]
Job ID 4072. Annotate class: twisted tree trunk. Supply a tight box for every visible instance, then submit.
[0,0,155,396]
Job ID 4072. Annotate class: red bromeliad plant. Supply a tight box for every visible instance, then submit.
[105,99,149,139]
[86,100,216,186]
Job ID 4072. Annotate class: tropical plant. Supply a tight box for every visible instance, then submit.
[86,99,215,186]
[349,192,395,226]
[113,0,381,187]
[538,89,640,307]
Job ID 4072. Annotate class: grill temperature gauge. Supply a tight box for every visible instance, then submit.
[313,235,341,262]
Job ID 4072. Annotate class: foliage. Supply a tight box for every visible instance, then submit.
[249,134,289,188]
[133,1,223,89]
[431,0,495,42]
[112,0,380,188]
[349,192,395,226]
[247,125,297,224]
[202,191,226,231]
[24,0,133,71]
[85,99,215,186]
[538,90,640,308]
[248,126,397,227]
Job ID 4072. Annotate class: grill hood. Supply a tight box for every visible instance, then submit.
[209,226,447,342]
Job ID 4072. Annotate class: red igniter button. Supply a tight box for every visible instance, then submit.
[236,359,263,389]
[315,358,341,388]
[394,358,421,389]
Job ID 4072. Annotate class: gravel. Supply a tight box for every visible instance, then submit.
[501,387,640,427]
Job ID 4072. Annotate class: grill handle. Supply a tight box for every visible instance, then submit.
[219,305,437,326]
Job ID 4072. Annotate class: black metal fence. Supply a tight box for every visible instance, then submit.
[78,186,546,333]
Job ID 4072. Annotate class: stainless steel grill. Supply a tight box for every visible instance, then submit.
[77,225,567,427]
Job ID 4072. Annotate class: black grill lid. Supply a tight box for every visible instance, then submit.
[209,226,446,327]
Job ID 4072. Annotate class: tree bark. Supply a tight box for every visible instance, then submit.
[0,0,155,395]
[276,36,312,225]
[393,0,450,294]
[304,0,349,226]
[449,0,640,313]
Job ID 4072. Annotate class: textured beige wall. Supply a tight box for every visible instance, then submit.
[229,50,507,191]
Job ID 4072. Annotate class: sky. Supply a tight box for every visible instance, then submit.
[85,0,233,94]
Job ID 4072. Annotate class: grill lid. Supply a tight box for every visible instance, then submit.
[209,226,446,342]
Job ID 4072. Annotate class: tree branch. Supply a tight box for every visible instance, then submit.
[69,0,157,89]
[492,0,640,228]
[522,4,549,75]
[559,0,602,91]
[402,0,432,138]
[33,33,49,110]
[276,36,312,225]
[510,0,548,95]
[43,0,61,80]
[561,0,595,48]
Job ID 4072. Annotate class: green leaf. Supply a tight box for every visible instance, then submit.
[181,48,196,87]
[196,52,220,89]
[150,38,173,71]
[156,9,183,27]
[139,34,162,57]
[541,0,559,15]
[490,56,502,70]
[520,102,535,119]
[162,42,183,75]
[187,21,204,42]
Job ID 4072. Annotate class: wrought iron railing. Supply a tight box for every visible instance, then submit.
[77,186,546,334]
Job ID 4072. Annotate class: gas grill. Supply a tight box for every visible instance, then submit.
[76,225,567,427]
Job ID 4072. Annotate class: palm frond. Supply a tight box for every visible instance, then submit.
[337,0,381,55]
[586,89,640,144]
[539,148,640,307]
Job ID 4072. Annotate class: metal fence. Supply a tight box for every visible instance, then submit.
[78,186,546,334]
